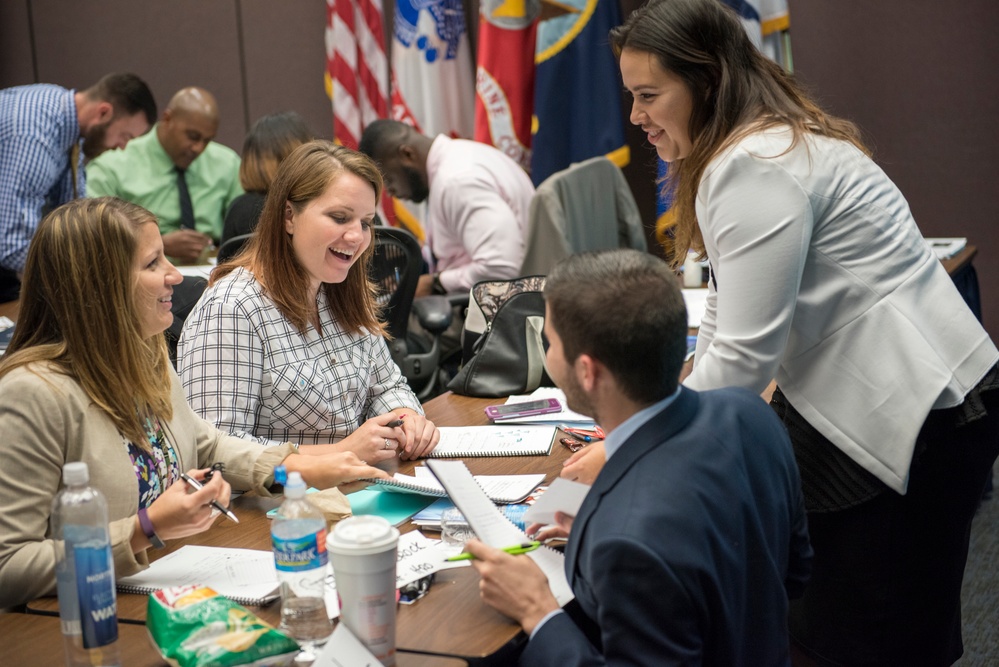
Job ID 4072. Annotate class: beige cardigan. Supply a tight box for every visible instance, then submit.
[0,363,297,608]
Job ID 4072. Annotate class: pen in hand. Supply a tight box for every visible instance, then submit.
[179,472,239,524]
[446,541,541,562]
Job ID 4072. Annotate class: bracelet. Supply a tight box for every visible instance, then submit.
[431,272,447,295]
[137,507,165,549]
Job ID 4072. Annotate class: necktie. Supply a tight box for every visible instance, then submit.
[176,167,196,230]
[69,143,81,199]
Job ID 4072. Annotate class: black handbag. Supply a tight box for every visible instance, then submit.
[447,276,554,398]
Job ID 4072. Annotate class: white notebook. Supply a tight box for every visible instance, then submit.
[116,545,280,606]
[427,426,556,458]
[365,471,545,504]
[426,459,574,606]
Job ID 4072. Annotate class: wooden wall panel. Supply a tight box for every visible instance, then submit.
[26,0,247,150]
[788,0,999,335]
[0,0,36,86]
[239,0,334,141]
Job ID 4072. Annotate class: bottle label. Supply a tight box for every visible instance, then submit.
[73,542,118,649]
[272,528,328,572]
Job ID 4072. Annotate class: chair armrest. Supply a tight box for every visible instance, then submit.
[412,295,453,334]
[445,291,469,309]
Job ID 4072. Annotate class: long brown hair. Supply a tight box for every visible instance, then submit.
[212,140,386,336]
[0,198,174,447]
[610,0,868,267]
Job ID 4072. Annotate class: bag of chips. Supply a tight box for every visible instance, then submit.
[147,585,299,666]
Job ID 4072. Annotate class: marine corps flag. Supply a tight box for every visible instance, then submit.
[474,0,540,171]
[530,0,628,186]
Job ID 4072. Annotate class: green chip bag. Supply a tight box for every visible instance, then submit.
[147,585,299,666]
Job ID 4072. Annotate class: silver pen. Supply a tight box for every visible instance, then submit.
[180,472,240,524]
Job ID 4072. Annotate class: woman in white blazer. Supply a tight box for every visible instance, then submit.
[609,1,999,665]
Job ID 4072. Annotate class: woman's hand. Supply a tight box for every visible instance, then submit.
[394,412,440,460]
[144,468,231,542]
[332,412,413,464]
[283,451,392,491]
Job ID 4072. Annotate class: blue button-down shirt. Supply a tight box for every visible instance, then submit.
[0,84,82,273]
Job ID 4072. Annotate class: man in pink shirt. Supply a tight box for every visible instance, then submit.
[360,120,534,297]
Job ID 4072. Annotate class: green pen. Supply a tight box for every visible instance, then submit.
[445,541,541,562]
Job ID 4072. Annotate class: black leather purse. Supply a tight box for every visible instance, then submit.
[447,276,554,397]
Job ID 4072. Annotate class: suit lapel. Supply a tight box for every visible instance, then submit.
[565,387,700,587]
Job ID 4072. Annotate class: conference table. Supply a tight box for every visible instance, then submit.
[24,392,573,666]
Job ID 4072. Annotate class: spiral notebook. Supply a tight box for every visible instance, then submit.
[425,459,574,606]
[427,426,556,458]
[364,470,546,504]
[116,545,280,606]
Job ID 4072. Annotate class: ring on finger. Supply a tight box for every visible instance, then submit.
[384,438,395,450]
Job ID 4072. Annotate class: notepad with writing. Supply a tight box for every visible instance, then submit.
[425,459,574,606]
[428,425,556,458]
[364,471,546,504]
[116,545,280,606]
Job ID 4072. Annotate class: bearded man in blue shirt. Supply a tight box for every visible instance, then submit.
[0,72,156,307]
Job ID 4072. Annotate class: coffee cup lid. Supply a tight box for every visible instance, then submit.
[329,515,399,554]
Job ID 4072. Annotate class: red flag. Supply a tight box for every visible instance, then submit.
[326,0,389,150]
[474,0,539,171]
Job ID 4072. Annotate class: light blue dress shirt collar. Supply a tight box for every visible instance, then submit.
[603,387,681,461]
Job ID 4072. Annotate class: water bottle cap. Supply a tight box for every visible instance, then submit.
[283,471,306,498]
[62,461,89,485]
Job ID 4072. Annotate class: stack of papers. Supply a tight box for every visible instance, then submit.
[366,467,546,504]
[925,237,967,260]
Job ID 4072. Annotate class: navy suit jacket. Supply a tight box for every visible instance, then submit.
[522,386,812,666]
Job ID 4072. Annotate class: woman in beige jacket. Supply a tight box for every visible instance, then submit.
[0,197,389,608]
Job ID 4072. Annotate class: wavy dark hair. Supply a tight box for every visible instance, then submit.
[610,0,868,266]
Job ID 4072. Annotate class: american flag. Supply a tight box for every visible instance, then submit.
[326,0,389,150]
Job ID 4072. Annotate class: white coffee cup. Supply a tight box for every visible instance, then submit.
[328,515,400,666]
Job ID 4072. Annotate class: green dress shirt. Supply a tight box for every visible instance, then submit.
[85,126,242,240]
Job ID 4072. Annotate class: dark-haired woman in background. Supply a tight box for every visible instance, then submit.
[221,111,315,246]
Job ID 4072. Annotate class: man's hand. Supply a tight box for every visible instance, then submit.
[561,441,606,485]
[163,229,212,263]
[465,539,560,634]
[415,273,434,298]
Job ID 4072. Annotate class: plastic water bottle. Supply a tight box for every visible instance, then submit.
[271,468,333,657]
[52,461,120,667]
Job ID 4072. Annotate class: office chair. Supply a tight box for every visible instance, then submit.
[216,233,253,264]
[520,156,647,275]
[370,226,452,400]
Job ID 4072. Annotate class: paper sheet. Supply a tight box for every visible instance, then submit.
[523,477,591,526]
[312,623,381,666]
[681,288,709,329]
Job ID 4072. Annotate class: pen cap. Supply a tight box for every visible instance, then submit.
[62,461,89,486]
[283,471,306,499]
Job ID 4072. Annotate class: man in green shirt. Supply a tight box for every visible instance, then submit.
[86,87,242,263]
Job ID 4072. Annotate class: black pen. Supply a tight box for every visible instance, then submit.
[180,472,240,524]
[386,417,405,428]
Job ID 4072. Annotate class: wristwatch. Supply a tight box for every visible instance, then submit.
[137,507,165,549]
[431,272,447,295]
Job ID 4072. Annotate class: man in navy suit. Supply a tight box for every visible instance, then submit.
[465,249,812,665]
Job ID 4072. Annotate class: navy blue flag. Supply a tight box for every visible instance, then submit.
[530,0,628,186]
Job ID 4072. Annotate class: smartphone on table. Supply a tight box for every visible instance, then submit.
[485,398,562,421]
